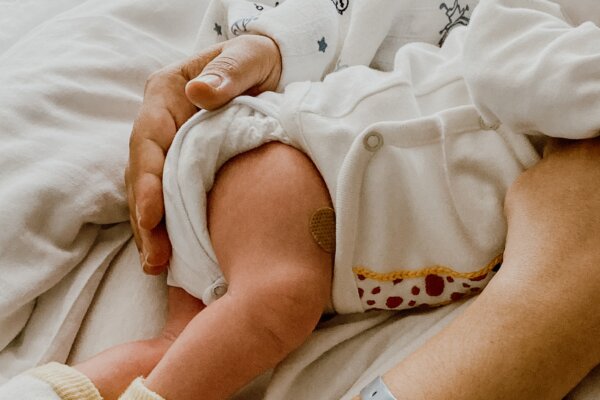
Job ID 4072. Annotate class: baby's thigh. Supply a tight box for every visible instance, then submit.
[207,142,333,297]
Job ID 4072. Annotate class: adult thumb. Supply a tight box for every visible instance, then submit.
[185,36,281,110]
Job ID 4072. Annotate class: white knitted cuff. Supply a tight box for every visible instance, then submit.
[27,362,103,400]
[119,377,165,400]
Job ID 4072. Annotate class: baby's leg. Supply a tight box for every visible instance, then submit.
[74,287,204,400]
[144,142,333,399]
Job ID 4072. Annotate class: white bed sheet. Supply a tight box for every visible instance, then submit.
[0,0,208,380]
[70,239,600,399]
[1,0,599,398]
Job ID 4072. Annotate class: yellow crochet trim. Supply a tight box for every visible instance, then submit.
[28,362,103,400]
[353,254,503,281]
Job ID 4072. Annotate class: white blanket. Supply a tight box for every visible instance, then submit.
[68,240,600,400]
[0,0,208,380]
[1,0,599,398]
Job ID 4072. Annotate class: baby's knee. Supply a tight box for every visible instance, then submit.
[235,272,330,353]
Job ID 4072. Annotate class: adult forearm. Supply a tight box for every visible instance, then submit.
[354,138,600,400]
[381,259,600,400]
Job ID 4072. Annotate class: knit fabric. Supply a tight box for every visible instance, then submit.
[119,378,165,400]
[27,362,103,400]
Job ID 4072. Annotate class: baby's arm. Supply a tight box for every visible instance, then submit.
[463,0,600,139]
[194,0,343,89]
[194,0,403,90]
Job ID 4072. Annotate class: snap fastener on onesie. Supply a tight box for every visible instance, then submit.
[363,132,384,152]
[309,207,336,254]
[202,277,228,305]
[478,116,500,131]
[212,283,227,297]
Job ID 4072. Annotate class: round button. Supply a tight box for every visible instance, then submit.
[478,116,500,131]
[363,132,383,152]
[212,283,228,297]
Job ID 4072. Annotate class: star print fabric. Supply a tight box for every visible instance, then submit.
[225,0,343,90]
[192,0,480,90]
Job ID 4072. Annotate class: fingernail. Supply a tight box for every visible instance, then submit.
[144,252,164,268]
[194,74,223,88]
[144,264,167,275]
[139,251,145,267]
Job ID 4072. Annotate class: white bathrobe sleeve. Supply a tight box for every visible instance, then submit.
[463,0,600,139]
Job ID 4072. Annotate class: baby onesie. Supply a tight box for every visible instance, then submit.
[165,0,600,314]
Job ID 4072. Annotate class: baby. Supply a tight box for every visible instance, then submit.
[72,0,600,399]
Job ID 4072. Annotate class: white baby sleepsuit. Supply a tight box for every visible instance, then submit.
[164,0,600,314]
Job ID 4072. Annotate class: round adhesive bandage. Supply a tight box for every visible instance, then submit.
[309,207,336,253]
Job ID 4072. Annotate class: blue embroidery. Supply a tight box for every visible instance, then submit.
[318,37,328,52]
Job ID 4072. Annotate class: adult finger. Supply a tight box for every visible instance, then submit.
[129,123,172,273]
[130,137,168,230]
[139,223,172,275]
[184,35,282,110]
[128,98,190,271]
[128,160,171,274]
[125,166,142,251]
[127,166,169,274]
[129,76,196,236]
[126,147,170,274]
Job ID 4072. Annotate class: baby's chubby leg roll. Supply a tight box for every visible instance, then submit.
[144,142,334,400]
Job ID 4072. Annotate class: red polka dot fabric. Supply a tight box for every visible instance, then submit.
[353,257,500,311]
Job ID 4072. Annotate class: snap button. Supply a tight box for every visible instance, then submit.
[363,132,383,152]
[212,283,228,298]
[478,116,500,131]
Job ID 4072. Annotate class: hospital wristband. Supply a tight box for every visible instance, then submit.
[360,376,398,400]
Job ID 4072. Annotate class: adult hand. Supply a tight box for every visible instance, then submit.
[126,34,282,274]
